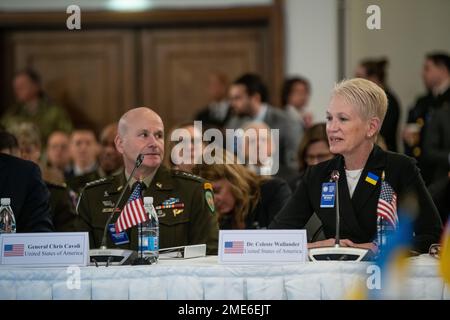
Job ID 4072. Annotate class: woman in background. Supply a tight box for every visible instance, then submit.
[193,150,291,229]
[289,123,334,191]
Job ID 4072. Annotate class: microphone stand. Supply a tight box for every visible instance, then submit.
[99,154,144,250]
[333,171,340,248]
[89,154,144,266]
[308,170,371,261]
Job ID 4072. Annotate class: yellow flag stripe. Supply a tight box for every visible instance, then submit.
[365,176,377,185]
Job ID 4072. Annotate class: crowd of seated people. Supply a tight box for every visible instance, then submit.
[0,52,448,255]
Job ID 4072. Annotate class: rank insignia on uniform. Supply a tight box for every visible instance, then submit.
[162,197,180,205]
[365,172,379,186]
[204,182,213,191]
[157,210,166,218]
[156,182,163,189]
[205,189,215,213]
[117,185,123,192]
[173,209,184,216]
[104,191,109,197]
[103,207,120,213]
[102,200,114,207]
[155,202,184,210]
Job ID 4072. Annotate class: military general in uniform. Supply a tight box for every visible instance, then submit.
[75,107,218,254]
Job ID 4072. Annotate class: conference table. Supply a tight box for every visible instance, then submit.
[0,254,448,300]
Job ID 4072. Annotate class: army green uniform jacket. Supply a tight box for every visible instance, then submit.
[75,166,218,254]
[2,98,73,144]
[46,182,78,232]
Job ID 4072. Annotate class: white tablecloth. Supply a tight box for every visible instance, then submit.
[0,255,448,300]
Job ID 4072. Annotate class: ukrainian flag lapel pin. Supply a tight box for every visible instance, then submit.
[365,171,379,186]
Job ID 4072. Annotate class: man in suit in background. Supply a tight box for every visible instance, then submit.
[195,71,232,130]
[66,127,99,193]
[71,123,123,192]
[404,52,450,185]
[226,73,301,170]
[424,103,450,184]
[0,152,54,232]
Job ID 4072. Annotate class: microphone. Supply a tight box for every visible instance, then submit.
[99,153,144,250]
[89,153,145,266]
[330,170,340,247]
[308,169,372,261]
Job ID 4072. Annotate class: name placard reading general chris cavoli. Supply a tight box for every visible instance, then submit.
[0,232,89,267]
[218,230,307,264]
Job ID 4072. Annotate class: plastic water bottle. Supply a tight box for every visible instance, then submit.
[138,197,159,263]
[0,198,16,233]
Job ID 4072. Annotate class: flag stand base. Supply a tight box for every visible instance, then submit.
[132,256,153,265]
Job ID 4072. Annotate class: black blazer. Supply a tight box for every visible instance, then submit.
[380,89,400,152]
[0,154,54,232]
[424,104,450,183]
[220,177,292,229]
[270,145,442,253]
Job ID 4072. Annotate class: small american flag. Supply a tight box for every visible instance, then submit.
[115,183,148,233]
[377,179,398,228]
[224,241,244,254]
[3,244,24,257]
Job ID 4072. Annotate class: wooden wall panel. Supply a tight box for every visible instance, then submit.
[140,28,270,129]
[6,30,136,132]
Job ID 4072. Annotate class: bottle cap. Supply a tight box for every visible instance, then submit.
[143,197,153,205]
[1,198,11,206]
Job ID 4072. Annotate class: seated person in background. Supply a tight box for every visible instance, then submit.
[72,123,124,191]
[1,68,72,144]
[0,130,20,157]
[194,71,232,130]
[0,142,54,232]
[46,131,72,178]
[226,73,300,170]
[9,124,77,232]
[240,121,297,183]
[289,123,334,191]
[281,76,313,133]
[193,149,291,230]
[12,122,64,185]
[270,78,442,254]
[165,122,204,173]
[75,107,218,254]
[66,127,99,192]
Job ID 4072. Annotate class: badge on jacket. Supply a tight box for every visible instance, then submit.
[320,182,335,208]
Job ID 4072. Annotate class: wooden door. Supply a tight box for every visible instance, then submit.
[140,27,270,130]
[5,30,136,132]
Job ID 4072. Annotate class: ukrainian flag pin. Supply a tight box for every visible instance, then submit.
[365,172,379,186]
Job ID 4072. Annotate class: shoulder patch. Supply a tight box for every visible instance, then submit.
[172,170,204,183]
[205,189,215,214]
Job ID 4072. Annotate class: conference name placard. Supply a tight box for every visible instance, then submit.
[0,232,89,267]
[218,230,307,264]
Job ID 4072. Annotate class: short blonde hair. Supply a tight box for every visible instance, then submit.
[332,78,388,123]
